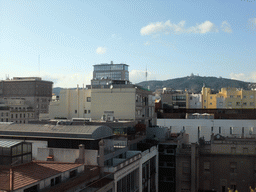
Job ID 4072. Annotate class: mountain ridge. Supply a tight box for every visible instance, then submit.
[52,76,256,95]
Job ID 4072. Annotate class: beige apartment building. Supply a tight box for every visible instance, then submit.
[0,98,36,123]
[47,87,92,120]
[46,84,156,127]
[91,84,156,126]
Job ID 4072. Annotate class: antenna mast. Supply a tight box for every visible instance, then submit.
[146,65,148,82]
[38,55,40,77]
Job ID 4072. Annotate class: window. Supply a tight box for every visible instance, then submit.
[55,175,61,185]
[243,102,247,106]
[231,147,236,154]
[250,102,254,106]
[237,95,241,98]
[75,110,77,114]
[250,95,254,99]
[165,176,174,182]
[204,100,206,103]
[243,95,246,98]
[228,102,232,106]
[88,110,90,114]
[210,96,212,99]
[204,162,210,172]
[69,169,77,178]
[166,162,174,167]
[236,102,240,106]
[182,162,190,174]
[230,95,234,98]
[230,162,237,173]
[166,149,174,154]
[11,114,13,118]
[219,127,221,134]
[243,148,248,154]
[16,114,18,118]
[87,97,91,102]
[51,178,55,186]
[211,127,214,133]
[219,102,223,106]
[84,110,87,114]
[210,103,212,105]
[230,127,233,135]
[249,127,253,135]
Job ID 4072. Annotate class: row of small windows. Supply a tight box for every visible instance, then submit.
[1,113,34,120]
[74,110,91,114]
[207,126,254,135]
[228,102,254,106]
[172,96,186,100]
[206,102,255,106]
[95,72,122,80]
[94,65,128,71]
[230,95,254,99]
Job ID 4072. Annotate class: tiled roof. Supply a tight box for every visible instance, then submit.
[0,161,83,191]
[45,165,100,192]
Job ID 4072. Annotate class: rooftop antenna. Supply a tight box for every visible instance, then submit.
[146,65,148,82]
[38,55,40,77]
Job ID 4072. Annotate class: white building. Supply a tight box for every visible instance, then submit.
[43,87,91,120]
[157,119,256,143]
[188,93,202,108]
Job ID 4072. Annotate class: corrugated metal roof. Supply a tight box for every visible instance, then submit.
[0,140,21,148]
[0,124,113,140]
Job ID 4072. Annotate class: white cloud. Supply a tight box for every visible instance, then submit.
[221,21,232,33]
[144,41,150,46]
[96,47,106,54]
[140,20,218,35]
[230,72,256,82]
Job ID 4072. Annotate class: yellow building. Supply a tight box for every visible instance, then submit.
[201,87,217,109]
[202,87,256,109]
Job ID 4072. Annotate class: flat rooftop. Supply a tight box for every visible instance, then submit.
[0,124,113,140]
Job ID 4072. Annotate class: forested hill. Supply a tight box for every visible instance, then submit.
[136,76,256,93]
[53,76,256,95]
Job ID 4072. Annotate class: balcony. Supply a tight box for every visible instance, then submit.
[104,152,141,173]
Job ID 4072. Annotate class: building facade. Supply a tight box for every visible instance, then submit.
[176,135,256,192]
[0,77,53,119]
[46,87,91,120]
[202,87,256,109]
[92,61,129,86]
[157,119,256,143]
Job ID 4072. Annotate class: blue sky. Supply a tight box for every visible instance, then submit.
[1,0,256,87]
